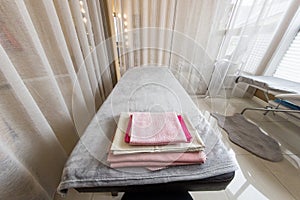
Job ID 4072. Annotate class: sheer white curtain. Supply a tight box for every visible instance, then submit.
[0,0,114,199]
[208,0,295,97]
[113,0,234,94]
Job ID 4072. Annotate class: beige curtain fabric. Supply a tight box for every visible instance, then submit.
[208,0,294,97]
[0,0,115,199]
[1,0,293,199]
[113,0,234,94]
[218,0,294,71]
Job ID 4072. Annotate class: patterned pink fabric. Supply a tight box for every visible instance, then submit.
[126,112,190,145]
[125,114,192,144]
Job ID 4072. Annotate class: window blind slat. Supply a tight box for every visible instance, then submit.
[273,31,300,83]
[283,55,300,60]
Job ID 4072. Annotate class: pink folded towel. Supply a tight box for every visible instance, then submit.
[125,112,192,145]
[108,151,206,169]
[107,151,206,163]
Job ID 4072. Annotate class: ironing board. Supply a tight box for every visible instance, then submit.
[236,74,300,115]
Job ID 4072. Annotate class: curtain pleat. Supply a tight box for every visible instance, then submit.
[157,0,167,65]
[0,0,116,199]
[114,0,233,95]
[30,0,93,136]
[81,0,104,98]
[132,0,140,66]
[149,0,157,64]
[0,142,51,200]
[87,0,113,97]
[15,0,78,153]
[53,0,96,119]
[69,0,103,106]
[141,0,149,66]
[0,44,67,199]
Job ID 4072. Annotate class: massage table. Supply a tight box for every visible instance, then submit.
[57,67,237,197]
[236,74,300,115]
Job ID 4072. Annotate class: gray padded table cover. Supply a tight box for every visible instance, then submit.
[57,66,237,194]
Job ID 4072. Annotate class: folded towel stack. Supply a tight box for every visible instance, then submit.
[108,112,206,170]
[127,112,191,145]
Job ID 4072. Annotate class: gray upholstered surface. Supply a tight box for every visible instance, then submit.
[57,67,237,194]
[212,113,283,162]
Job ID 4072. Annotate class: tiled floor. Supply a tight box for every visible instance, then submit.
[55,97,300,200]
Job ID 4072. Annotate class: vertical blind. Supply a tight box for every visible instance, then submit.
[273,30,300,83]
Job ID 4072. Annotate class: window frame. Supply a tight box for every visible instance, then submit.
[264,7,300,76]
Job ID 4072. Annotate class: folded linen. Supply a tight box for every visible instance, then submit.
[110,161,203,168]
[111,113,205,155]
[125,114,192,144]
[124,115,132,143]
[129,112,188,145]
[107,151,206,163]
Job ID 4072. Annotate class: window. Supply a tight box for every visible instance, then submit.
[265,7,300,83]
[218,0,293,75]
[273,30,300,83]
